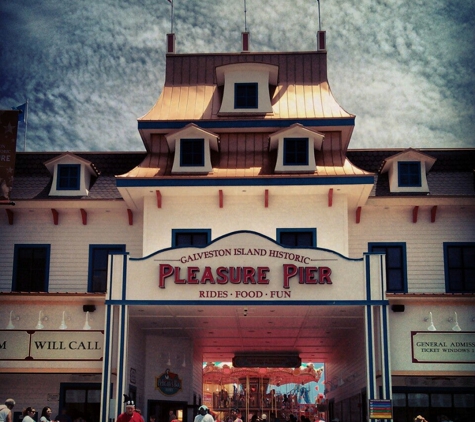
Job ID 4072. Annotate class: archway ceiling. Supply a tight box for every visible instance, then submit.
[129,304,364,363]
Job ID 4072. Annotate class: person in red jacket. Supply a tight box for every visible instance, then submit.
[117,396,143,422]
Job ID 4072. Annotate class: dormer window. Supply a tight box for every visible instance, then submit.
[57,164,80,190]
[166,124,219,174]
[398,161,421,187]
[216,63,278,115]
[379,149,436,193]
[180,139,205,167]
[235,83,258,109]
[269,124,324,173]
[284,138,309,166]
[44,153,99,197]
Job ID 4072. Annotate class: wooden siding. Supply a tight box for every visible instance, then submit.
[348,205,475,293]
[0,209,143,292]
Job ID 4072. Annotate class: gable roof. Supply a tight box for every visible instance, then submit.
[379,148,437,173]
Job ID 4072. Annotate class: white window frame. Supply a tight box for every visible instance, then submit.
[165,124,219,174]
[216,63,278,115]
[269,123,324,173]
[380,149,435,193]
[44,153,97,196]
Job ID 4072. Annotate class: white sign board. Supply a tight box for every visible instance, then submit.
[412,331,475,363]
[0,330,104,361]
[110,232,370,302]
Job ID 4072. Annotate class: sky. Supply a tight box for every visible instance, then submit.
[1,0,474,152]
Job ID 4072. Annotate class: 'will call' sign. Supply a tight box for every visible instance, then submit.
[0,330,103,361]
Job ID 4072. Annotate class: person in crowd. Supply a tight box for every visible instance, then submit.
[134,409,144,422]
[40,407,55,422]
[194,406,214,422]
[22,408,37,422]
[117,396,142,422]
[55,409,71,422]
[414,416,428,422]
[0,399,15,422]
[168,411,177,422]
[234,410,242,422]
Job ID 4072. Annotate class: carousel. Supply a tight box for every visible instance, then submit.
[202,363,326,422]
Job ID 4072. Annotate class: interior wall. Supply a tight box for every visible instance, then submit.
[324,307,366,404]
[127,318,146,411]
[144,334,194,404]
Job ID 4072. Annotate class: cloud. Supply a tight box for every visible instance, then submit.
[0,0,474,151]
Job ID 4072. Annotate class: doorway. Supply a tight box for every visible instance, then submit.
[147,400,188,422]
[59,382,101,422]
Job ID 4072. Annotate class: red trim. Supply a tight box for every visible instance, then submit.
[431,205,437,223]
[156,190,162,208]
[412,206,419,223]
[328,188,333,207]
[80,208,87,225]
[219,190,224,208]
[265,189,269,208]
[51,209,59,225]
[356,206,362,224]
[5,209,13,225]
[127,209,133,226]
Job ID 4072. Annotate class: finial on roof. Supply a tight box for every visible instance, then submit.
[167,33,176,54]
[317,0,322,31]
[167,0,174,33]
[242,32,250,52]
[316,1,326,51]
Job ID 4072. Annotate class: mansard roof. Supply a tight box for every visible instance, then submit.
[139,51,352,123]
[118,132,369,179]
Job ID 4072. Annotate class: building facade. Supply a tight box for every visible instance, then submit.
[1,32,474,422]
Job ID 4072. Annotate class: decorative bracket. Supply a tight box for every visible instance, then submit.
[328,188,333,207]
[156,190,162,208]
[431,206,437,223]
[5,209,13,225]
[219,190,224,208]
[80,208,87,225]
[356,207,362,224]
[51,209,59,225]
[413,206,419,223]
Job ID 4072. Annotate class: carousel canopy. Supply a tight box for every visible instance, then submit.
[203,362,323,386]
